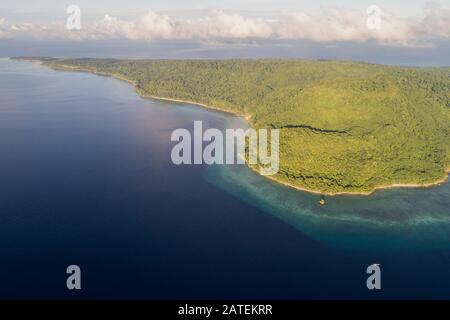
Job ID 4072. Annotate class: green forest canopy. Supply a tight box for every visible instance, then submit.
[33,58,450,194]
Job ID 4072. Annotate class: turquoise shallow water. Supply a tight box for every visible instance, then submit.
[205,160,450,252]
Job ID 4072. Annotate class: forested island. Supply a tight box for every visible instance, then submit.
[15,57,450,195]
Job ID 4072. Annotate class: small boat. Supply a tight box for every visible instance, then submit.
[319,197,326,205]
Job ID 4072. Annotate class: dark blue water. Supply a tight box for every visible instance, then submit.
[1,58,450,299]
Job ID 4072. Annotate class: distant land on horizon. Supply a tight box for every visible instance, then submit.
[15,57,450,195]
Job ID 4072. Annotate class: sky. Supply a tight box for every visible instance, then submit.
[0,0,449,55]
[0,1,437,16]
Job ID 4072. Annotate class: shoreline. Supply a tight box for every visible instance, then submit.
[258,167,450,196]
[139,94,253,123]
[45,63,254,122]
[39,60,450,197]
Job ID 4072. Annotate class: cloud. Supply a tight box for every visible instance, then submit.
[191,10,273,39]
[1,5,450,47]
[92,11,181,40]
[419,3,450,39]
[89,10,273,40]
[276,6,448,47]
[0,18,9,39]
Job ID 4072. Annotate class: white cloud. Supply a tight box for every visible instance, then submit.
[191,10,273,39]
[92,11,181,40]
[1,5,449,47]
[418,4,450,39]
[0,18,9,39]
[88,10,273,40]
[276,7,442,47]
